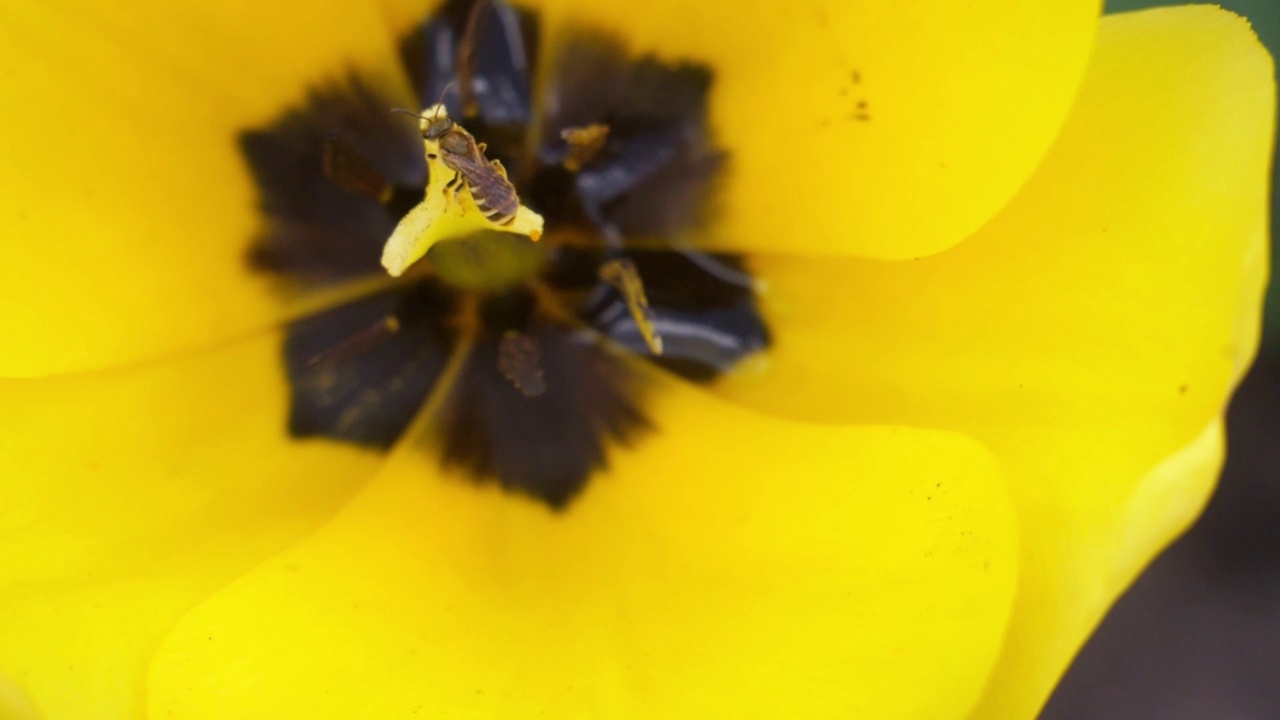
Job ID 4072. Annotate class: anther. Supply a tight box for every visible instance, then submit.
[560,124,610,172]
[599,258,663,355]
[497,329,547,397]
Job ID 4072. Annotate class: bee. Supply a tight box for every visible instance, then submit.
[416,104,520,227]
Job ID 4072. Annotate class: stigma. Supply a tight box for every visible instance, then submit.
[381,104,543,277]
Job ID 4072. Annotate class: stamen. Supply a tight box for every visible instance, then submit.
[305,315,402,368]
[599,258,664,355]
[457,0,491,119]
[497,329,547,397]
[560,123,610,172]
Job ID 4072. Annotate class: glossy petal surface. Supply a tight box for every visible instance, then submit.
[147,375,1018,719]
[0,1,405,377]
[531,0,1100,258]
[715,7,1273,717]
[722,6,1271,430]
[0,334,381,718]
[968,417,1227,719]
[1,0,1268,718]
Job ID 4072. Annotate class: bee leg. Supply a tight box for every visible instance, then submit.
[443,171,462,202]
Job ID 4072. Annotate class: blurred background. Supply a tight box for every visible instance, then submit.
[1042,1,1280,718]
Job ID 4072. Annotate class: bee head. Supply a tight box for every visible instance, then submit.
[420,104,455,141]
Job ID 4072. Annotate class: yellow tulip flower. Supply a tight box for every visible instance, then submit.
[0,1,1271,719]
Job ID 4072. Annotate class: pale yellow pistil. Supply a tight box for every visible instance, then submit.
[381,116,544,278]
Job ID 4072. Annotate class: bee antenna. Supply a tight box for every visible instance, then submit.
[390,81,457,122]
[434,80,458,109]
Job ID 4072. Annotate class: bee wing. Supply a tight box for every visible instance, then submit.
[440,148,499,182]
[443,150,519,217]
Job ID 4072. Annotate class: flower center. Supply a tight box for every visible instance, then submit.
[240,0,771,508]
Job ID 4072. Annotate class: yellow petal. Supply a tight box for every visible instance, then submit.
[714,6,1273,717]
[0,1,406,377]
[0,333,382,718]
[721,7,1272,432]
[0,677,39,720]
[967,417,1225,720]
[971,10,1274,717]
[536,0,1101,258]
[147,375,1018,718]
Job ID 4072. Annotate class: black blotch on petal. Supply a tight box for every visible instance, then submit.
[572,127,683,211]
[285,281,459,448]
[582,250,770,382]
[437,324,651,508]
[602,150,725,239]
[539,244,607,291]
[540,37,713,137]
[241,75,426,285]
[538,35,723,236]
[249,3,769,510]
[477,286,537,332]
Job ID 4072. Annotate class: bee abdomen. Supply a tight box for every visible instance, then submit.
[469,182,519,226]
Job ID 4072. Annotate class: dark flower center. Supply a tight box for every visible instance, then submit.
[241,0,770,508]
